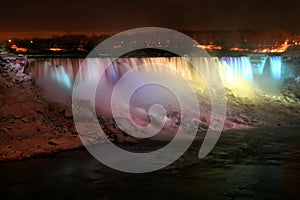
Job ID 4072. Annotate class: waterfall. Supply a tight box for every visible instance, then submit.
[268,56,282,80]
[28,57,224,90]
[221,57,253,82]
[27,55,284,104]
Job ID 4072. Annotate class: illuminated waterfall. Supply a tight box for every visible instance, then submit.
[268,56,282,80]
[28,58,78,90]
[28,57,224,89]
[221,57,253,82]
[47,64,72,89]
[27,55,284,102]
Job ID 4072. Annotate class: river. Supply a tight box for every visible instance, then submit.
[1,127,299,200]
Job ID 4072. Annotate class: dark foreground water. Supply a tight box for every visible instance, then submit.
[0,127,300,200]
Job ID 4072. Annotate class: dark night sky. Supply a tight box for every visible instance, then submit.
[1,0,300,38]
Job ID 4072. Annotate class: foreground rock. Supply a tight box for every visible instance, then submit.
[0,55,83,161]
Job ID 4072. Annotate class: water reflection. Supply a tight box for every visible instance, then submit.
[0,127,299,199]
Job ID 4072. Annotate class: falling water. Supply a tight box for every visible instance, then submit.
[27,55,284,104]
[268,56,282,80]
[221,57,253,82]
[28,57,224,91]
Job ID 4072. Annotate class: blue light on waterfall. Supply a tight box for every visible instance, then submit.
[269,56,282,80]
[55,66,72,89]
[106,65,119,84]
[221,57,253,82]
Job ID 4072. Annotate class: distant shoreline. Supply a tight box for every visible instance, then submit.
[11,50,285,59]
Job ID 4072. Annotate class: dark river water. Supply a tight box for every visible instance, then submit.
[1,127,300,200]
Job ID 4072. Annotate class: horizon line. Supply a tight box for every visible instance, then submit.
[1,29,299,40]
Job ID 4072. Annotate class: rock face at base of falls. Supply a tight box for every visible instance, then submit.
[0,55,82,161]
